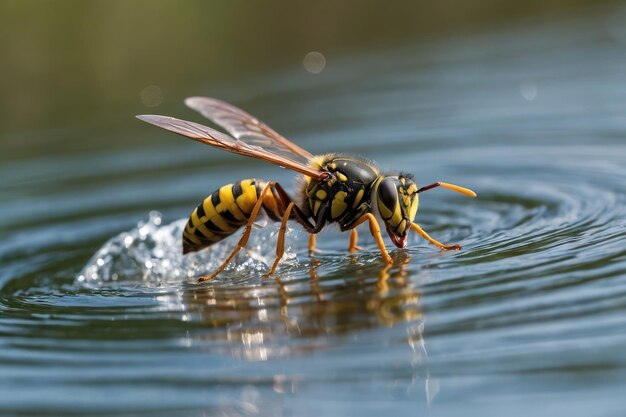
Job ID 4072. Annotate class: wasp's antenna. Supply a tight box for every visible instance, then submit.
[417,182,477,198]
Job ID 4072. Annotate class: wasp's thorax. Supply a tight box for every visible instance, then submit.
[374,174,419,248]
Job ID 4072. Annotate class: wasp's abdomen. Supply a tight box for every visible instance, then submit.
[182,179,265,254]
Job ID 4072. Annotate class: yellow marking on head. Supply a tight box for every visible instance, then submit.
[316,189,327,200]
[372,175,394,218]
[407,183,417,194]
[409,194,419,220]
[397,219,407,235]
[390,198,403,227]
[331,191,348,219]
[329,162,337,170]
[337,172,348,182]
[402,194,411,208]
[378,199,393,220]
[352,188,365,208]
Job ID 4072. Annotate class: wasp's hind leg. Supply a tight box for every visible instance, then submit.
[410,223,461,250]
[198,181,278,282]
[264,202,296,277]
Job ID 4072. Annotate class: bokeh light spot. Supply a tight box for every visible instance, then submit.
[140,85,163,107]
[303,51,326,74]
[520,81,538,101]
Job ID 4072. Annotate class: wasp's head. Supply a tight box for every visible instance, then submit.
[375,173,419,248]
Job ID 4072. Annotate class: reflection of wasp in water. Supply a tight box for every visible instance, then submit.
[138,97,476,282]
[182,252,422,360]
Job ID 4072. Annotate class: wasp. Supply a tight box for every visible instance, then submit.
[137,97,476,282]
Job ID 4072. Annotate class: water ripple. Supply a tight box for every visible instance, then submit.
[2,14,626,415]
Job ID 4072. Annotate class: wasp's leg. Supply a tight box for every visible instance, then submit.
[266,199,328,275]
[302,207,327,255]
[263,201,296,277]
[265,181,328,259]
[266,197,325,275]
[198,181,277,282]
[308,234,318,255]
[352,213,393,264]
[410,223,461,250]
[270,182,328,256]
[348,228,362,253]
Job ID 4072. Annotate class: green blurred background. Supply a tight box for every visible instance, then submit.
[0,0,618,160]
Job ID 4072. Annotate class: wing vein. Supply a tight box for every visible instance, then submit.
[136,114,327,180]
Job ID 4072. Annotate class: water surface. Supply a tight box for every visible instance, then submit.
[2,12,626,417]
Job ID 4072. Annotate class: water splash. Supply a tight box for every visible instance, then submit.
[76,211,298,287]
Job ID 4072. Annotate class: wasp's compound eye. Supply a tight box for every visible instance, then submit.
[377,177,398,220]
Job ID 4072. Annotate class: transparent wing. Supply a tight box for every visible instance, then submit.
[136,115,328,180]
[185,96,314,162]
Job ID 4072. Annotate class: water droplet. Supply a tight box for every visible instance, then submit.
[149,210,162,225]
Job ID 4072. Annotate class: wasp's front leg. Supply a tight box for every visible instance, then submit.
[352,213,393,264]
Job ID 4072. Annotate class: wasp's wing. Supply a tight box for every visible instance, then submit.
[136,115,328,180]
[185,96,313,162]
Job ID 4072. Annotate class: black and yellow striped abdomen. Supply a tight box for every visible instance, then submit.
[182,179,276,254]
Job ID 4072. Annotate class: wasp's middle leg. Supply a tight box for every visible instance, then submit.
[308,234,318,255]
[270,182,327,257]
[260,183,328,275]
[264,201,296,277]
[348,228,362,253]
